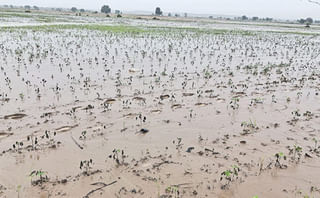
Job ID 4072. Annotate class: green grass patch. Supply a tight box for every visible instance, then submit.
[1,23,317,37]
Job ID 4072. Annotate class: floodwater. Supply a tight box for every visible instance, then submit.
[0,14,320,198]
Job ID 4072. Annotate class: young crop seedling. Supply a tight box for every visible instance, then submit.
[288,110,301,125]
[29,170,48,186]
[19,93,24,100]
[41,130,57,148]
[27,135,38,150]
[286,97,291,103]
[79,131,87,140]
[291,110,301,119]
[250,98,264,106]
[80,159,93,175]
[12,141,24,152]
[274,152,287,169]
[136,113,146,126]
[303,111,313,121]
[288,145,302,162]
[109,149,127,166]
[220,165,240,189]
[312,138,319,152]
[229,97,240,110]
[240,119,259,135]
[204,70,212,79]
[173,138,183,151]
[271,95,277,103]
[16,185,21,198]
[165,186,180,198]
[296,91,302,99]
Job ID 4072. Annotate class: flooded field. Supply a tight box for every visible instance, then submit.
[0,11,320,198]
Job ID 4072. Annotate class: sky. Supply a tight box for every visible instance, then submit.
[1,0,320,19]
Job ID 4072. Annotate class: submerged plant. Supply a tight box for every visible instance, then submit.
[29,170,48,186]
[241,119,259,135]
[79,131,87,140]
[274,152,287,168]
[220,165,240,189]
[312,138,318,151]
[165,186,179,197]
[27,135,38,150]
[109,149,126,166]
[289,145,302,162]
[229,97,240,110]
[80,159,93,175]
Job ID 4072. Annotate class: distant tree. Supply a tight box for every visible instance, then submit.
[71,7,77,12]
[33,6,39,10]
[3,5,8,8]
[80,9,85,12]
[252,16,259,21]
[306,17,313,24]
[155,7,162,16]
[101,5,111,14]
[175,13,180,17]
[24,5,31,10]
[168,13,172,17]
[241,15,248,20]
[9,5,14,8]
[265,17,273,22]
[184,13,188,17]
[298,18,306,24]
[56,8,62,12]
[209,16,213,19]
[117,14,122,18]
[115,10,121,14]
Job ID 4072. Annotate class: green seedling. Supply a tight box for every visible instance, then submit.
[204,70,212,79]
[303,111,313,120]
[109,149,126,166]
[161,69,167,76]
[274,152,287,168]
[16,185,21,198]
[241,119,259,135]
[29,170,48,186]
[220,165,240,189]
[165,186,179,198]
[19,93,24,100]
[289,145,302,162]
[250,98,264,106]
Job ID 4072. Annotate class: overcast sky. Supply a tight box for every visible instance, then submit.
[1,0,320,19]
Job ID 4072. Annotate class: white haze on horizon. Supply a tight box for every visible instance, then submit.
[0,0,319,19]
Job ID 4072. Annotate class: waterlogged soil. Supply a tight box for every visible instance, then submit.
[0,21,320,198]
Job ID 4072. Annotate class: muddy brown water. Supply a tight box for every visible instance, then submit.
[0,18,320,198]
